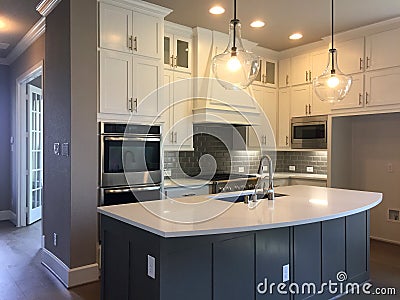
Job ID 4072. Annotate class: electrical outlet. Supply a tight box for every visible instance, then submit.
[238,167,245,173]
[289,165,295,171]
[306,166,314,173]
[163,169,172,177]
[147,255,156,279]
[53,233,57,247]
[53,143,60,156]
[283,264,290,282]
[387,163,393,173]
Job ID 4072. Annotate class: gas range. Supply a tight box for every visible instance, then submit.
[196,173,258,194]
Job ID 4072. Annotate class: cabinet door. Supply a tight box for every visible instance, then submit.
[366,28,400,71]
[311,50,327,82]
[99,50,132,115]
[331,73,364,110]
[291,85,310,117]
[291,54,311,85]
[336,37,365,74]
[134,57,160,116]
[263,87,278,138]
[173,72,193,148]
[133,11,161,59]
[174,35,192,73]
[279,58,291,87]
[264,59,277,87]
[253,58,264,85]
[99,3,132,53]
[310,51,331,115]
[278,88,291,148]
[163,34,174,68]
[365,67,400,107]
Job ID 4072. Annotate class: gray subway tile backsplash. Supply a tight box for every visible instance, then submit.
[164,134,327,178]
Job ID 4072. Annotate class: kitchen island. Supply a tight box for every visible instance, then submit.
[98,185,382,300]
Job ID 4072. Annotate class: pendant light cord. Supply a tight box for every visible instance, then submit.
[232,0,238,51]
[331,0,335,71]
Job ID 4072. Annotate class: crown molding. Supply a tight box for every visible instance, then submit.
[36,0,62,17]
[4,17,46,65]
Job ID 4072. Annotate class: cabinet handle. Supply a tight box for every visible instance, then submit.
[365,92,369,105]
[182,193,196,197]
[133,36,137,52]
[128,98,133,112]
[134,98,138,112]
[286,75,289,85]
[305,71,308,82]
[170,55,174,67]
[174,132,178,143]
[305,104,308,115]
[359,58,363,70]
[174,56,177,68]
[309,70,312,81]
[128,36,133,51]
[286,136,289,146]
[358,93,362,105]
[170,132,174,143]
[308,104,312,115]
[366,57,370,69]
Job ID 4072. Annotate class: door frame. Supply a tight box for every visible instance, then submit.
[15,61,43,227]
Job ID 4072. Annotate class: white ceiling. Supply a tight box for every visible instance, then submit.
[145,0,400,51]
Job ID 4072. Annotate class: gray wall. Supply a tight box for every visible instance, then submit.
[43,0,97,268]
[9,34,45,214]
[0,64,11,211]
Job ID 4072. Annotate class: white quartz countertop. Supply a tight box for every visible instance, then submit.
[164,173,327,188]
[98,185,381,238]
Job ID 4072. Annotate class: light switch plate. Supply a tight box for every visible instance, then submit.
[289,165,295,171]
[164,169,172,177]
[306,166,314,173]
[283,264,290,282]
[61,143,69,157]
[147,255,155,279]
[53,143,60,155]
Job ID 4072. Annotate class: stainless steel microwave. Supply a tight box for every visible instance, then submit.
[291,115,327,149]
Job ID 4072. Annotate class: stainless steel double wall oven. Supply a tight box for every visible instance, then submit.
[99,123,162,206]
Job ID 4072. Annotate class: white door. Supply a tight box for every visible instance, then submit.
[291,54,311,85]
[27,85,43,224]
[336,37,365,74]
[365,67,400,107]
[133,11,161,59]
[291,85,310,117]
[366,28,400,71]
[331,74,364,110]
[278,88,291,148]
[279,58,291,88]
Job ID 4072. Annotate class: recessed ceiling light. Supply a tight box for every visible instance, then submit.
[250,20,265,28]
[209,6,225,15]
[289,33,303,40]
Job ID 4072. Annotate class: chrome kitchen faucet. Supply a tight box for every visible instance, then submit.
[253,155,275,201]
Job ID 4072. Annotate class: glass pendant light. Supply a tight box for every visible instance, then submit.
[212,0,260,90]
[313,0,352,103]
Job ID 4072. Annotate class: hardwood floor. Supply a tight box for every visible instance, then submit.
[0,220,398,299]
[0,221,100,300]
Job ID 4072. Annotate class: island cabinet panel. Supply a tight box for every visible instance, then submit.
[213,234,255,300]
[293,223,322,300]
[346,211,369,282]
[321,218,346,299]
[256,228,291,300]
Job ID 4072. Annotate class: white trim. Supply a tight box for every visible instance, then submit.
[100,0,172,17]
[36,0,62,17]
[15,61,43,228]
[370,236,400,246]
[165,21,193,37]
[42,248,100,288]
[0,210,15,221]
[4,18,46,65]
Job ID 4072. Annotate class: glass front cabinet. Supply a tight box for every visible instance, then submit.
[164,23,192,73]
[254,57,277,87]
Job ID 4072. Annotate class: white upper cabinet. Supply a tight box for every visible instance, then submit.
[336,37,365,74]
[99,50,133,114]
[99,3,133,53]
[278,88,291,148]
[253,58,277,87]
[164,31,192,73]
[366,28,400,71]
[279,58,291,87]
[99,2,166,59]
[132,11,162,59]
[331,74,364,110]
[311,50,328,82]
[291,54,311,86]
[365,67,400,107]
[291,85,310,117]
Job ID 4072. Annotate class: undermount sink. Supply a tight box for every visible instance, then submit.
[215,193,288,203]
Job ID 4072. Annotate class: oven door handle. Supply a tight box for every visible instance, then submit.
[104,186,161,194]
[104,137,160,142]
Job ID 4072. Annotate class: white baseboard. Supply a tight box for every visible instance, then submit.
[370,235,400,246]
[42,248,99,288]
[0,210,16,223]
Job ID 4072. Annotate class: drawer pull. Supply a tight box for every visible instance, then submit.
[182,193,196,197]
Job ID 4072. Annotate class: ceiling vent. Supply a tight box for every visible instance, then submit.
[0,42,10,50]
